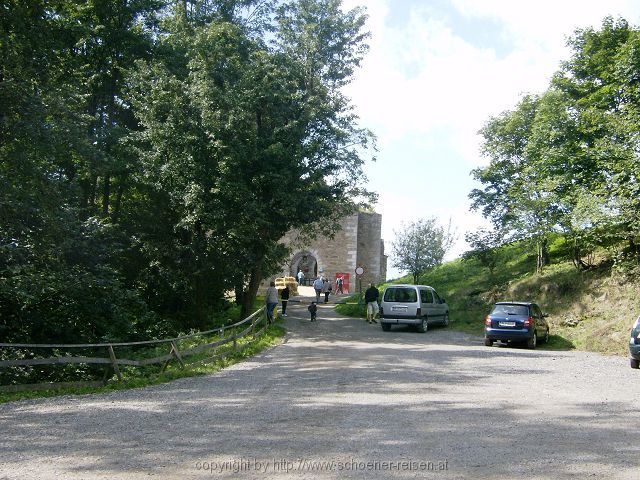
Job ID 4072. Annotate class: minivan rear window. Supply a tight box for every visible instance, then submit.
[490,304,529,316]
[383,287,417,303]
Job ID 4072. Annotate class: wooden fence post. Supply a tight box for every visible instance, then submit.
[161,341,185,372]
[107,345,123,382]
[170,341,185,368]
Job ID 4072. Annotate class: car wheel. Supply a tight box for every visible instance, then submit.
[442,313,449,327]
[484,337,493,347]
[527,331,537,349]
[543,328,549,343]
[381,323,391,332]
[631,358,640,369]
[418,317,428,333]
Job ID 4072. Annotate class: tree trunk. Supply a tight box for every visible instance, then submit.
[542,237,550,265]
[629,236,639,262]
[241,261,264,319]
[88,175,98,212]
[102,175,110,217]
[234,277,246,308]
[192,271,210,329]
[536,237,549,274]
[112,177,125,223]
[572,239,588,270]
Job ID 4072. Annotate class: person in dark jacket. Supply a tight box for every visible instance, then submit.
[308,302,317,322]
[364,283,379,324]
[281,285,290,317]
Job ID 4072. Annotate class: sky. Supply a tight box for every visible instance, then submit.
[340,0,640,279]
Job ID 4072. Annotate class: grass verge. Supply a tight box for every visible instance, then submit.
[337,237,639,357]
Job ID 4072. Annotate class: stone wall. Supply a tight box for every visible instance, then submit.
[272,211,387,294]
[356,212,383,288]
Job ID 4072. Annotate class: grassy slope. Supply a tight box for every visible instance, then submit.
[375,238,639,356]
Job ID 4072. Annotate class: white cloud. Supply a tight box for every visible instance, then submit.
[452,0,639,41]
[344,3,565,168]
[341,0,640,276]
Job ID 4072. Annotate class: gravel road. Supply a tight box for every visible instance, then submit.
[1,296,639,480]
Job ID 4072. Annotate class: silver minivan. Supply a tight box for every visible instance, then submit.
[380,284,449,332]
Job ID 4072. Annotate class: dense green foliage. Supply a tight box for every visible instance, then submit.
[0,0,374,351]
[470,17,640,274]
[416,235,637,356]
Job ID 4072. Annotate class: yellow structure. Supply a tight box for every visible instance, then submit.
[275,276,298,296]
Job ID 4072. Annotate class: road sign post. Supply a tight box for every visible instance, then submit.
[355,266,365,305]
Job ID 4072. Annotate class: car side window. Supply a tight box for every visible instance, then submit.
[432,290,441,303]
[421,289,433,303]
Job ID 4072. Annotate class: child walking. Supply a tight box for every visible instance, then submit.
[308,302,317,322]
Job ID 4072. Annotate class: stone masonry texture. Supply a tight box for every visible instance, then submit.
[275,212,387,294]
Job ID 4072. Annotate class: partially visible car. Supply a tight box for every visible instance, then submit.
[379,284,449,333]
[484,301,549,349]
[629,315,640,369]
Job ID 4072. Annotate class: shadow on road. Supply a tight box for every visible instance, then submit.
[0,300,638,479]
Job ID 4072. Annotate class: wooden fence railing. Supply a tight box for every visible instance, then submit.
[0,307,268,393]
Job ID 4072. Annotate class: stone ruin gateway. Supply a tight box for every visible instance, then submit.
[275,211,387,294]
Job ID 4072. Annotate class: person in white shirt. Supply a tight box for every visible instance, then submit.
[313,276,324,303]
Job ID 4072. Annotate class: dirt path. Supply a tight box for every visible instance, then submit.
[1,293,639,479]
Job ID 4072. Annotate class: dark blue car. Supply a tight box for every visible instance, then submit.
[629,315,640,369]
[484,301,549,349]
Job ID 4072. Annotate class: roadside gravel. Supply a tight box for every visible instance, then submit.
[1,294,639,479]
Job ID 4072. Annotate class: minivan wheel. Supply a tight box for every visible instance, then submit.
[631,358,640,369]
[418,318,428,333]
[442,313,449,327]
[527,331,537,349]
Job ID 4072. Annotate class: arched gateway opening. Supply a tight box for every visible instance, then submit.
[290,251,319,284]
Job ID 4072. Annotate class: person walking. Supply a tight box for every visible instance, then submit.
[280,284,290,317]
[313,276,324,303]
[297,270,305,285]
[265,281,279,324]
[336,276,344,294]
[364,283,379,324]
[308,302,317,322]
[322,278,330,303]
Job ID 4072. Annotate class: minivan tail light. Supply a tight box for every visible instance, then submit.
[485,315,492,325]
[523,317,534,328]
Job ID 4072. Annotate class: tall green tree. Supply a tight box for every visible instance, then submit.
[552,16,639,258]
[471,17,640,272]
[127,0,375,320]
[391,218,455,284]
[471,95,558,272]
[0,0,162,345]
